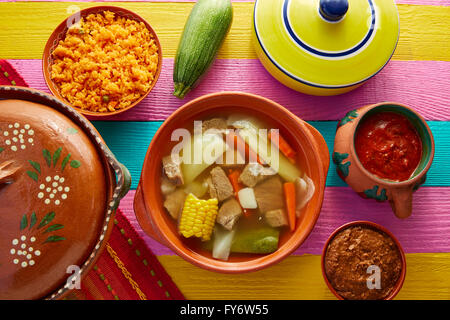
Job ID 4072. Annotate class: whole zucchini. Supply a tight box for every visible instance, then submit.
[173,0,233,99]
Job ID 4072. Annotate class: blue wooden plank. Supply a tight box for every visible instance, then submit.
[93,121,449,190]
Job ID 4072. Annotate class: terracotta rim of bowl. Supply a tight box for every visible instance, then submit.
[42,5,163,117]
[138,91,329,273]
[321,220,407,300]
[349,102,435,187]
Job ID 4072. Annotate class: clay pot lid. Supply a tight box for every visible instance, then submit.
[0,98,107,299]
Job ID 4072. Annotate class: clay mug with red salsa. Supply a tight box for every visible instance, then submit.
[333,103,434,219]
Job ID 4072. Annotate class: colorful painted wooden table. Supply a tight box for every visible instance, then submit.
[1,0,449,300]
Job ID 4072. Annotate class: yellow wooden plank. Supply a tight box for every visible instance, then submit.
[0,2,448,60]
[157,253,450,300]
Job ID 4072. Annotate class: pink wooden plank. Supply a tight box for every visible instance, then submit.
[119,187,450,256]
[9,59,450,121]
[0,0,448,5]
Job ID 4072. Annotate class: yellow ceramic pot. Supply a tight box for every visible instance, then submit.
[252,0,399,96]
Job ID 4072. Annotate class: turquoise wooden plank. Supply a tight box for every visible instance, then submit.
[93,121,449,190]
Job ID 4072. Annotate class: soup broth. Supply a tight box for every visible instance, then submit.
[160,113,315,261]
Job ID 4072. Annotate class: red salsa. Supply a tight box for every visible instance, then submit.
[355,112,422,182]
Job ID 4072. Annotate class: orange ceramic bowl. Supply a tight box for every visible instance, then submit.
[42,6,162,117]
[321,221,407,300]
[134,92,330,273]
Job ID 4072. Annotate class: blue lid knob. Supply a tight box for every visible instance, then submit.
[319,0,349,22]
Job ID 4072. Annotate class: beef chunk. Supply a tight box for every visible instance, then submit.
[162,155,184,186]
[202,118,228,134]
[206,176,218,199]
[210,166,234,202]
[264,209,288,228]
[253,176,284,213]
[220,150,246,169]
[163,189,186,220]
[161,176,177,196]
[217,198,243,231]
[238,163,276,188]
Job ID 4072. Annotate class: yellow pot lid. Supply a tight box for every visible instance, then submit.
[254,0,399,88]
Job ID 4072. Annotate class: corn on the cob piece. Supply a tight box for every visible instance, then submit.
[179,193,219,241]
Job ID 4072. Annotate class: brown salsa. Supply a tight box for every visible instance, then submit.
[324,225,403,300]
[355,111,422,181]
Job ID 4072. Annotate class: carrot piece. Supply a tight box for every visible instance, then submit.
[228,169,253,218]
[228,170,241,192]
[269,131,297,164]
[226,131,264,165]
[283,182,296,232]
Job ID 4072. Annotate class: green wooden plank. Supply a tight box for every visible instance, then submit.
[93,121,449,190]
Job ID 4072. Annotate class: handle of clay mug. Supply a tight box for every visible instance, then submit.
[389,187,413,219]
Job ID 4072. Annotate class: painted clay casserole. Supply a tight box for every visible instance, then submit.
[134,92,330,273]
[333,103,434,218]
[0,86,131,299]
[321,221,406,300]
[253,0,399,96]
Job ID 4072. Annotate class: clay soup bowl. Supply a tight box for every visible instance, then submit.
[134,92,330,273]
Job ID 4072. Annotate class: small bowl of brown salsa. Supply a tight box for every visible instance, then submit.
[321,221,406,300]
